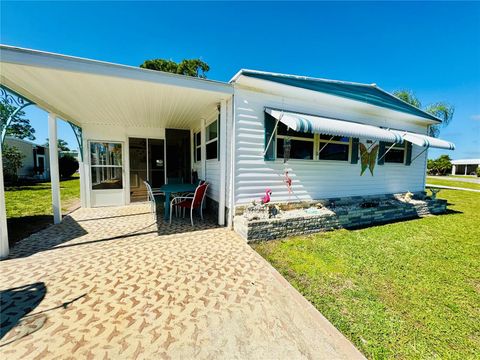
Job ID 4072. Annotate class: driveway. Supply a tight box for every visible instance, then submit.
[427,175,480,184]
[0,204,363,359]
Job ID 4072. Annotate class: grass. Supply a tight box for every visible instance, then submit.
[253,189,480,359]
[5,175,80,245]
[426,177,480,191]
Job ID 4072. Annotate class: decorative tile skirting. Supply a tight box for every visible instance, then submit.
[234,194,447,242]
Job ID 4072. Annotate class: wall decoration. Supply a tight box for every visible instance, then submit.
[359,143,379,176]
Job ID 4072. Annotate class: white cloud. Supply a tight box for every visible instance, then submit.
[471,114,480,121]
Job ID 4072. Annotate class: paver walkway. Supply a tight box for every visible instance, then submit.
[0,204,364,359]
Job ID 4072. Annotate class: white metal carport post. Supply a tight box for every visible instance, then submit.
[0,145,9,258]
[48,113,62,224]
[218,100,227,225]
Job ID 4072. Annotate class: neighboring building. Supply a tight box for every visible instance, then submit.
[0,45,456,227]
[3,136,50,180]
[451,159,480,175]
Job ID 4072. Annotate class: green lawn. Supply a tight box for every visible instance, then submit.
[253,189,479,359]
[426,177,480,190]
[5,176,80,245]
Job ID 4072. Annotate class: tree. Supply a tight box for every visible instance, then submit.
[59,154,79,178]
[427,154,452,175]
[393,90,454,138]
[45,138,70,151]
[2,144,25,182]
[0,99,36,140]
[140,58,210,78]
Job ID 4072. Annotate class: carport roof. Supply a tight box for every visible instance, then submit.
[0,45,233,128]
[451,159,480,165]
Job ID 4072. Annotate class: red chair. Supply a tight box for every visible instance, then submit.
[169,183,209,226]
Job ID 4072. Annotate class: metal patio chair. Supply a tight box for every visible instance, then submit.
[143,180,157,220]
[169,183,209,226]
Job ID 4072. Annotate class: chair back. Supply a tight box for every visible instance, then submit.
[192,183,208,208]
[143,180,157,219]
[143,180,154,201]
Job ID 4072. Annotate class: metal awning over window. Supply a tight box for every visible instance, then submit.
[390,130,455,150]
[265,108,403,143]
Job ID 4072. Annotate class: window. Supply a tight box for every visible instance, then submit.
[384,142,406,163]
[206,120,218,160]
[276,122,314,160]
[90,142,123,189]
[318,135,350,161]
[194,131,201,162]
[273,123,351,161]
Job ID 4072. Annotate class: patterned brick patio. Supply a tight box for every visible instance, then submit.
[0,204,364,359]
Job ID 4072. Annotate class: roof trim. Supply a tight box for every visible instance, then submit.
[0,44,233,95]
[4,136,47,148]
[231,69,442,123]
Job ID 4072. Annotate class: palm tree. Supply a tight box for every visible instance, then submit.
[393,90,454,137]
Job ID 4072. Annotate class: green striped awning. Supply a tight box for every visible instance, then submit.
[265,108,403,143]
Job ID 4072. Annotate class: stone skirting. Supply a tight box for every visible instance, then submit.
[234,195,447,242]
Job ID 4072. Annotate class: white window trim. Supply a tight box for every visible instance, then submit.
[194,130,202,163]
[89,140,124,190]
[205,119,219,160]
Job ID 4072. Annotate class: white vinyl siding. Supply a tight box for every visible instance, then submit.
[232,87,429,206]
[206,161,220,201]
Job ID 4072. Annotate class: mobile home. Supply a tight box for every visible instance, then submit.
[0,45,455,233]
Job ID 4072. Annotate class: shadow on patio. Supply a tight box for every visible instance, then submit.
[5,203,220,260]
[0,282,47,345]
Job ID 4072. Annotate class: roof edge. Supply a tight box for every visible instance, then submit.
[0,44,233,94]
[230,69,375,88]
[231,69,442,123]
[4,136,48,148]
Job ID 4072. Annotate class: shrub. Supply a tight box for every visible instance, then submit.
[2,144,25,183]
[59,155,79,178]
[477,167,480,177]
[427,155,452,175]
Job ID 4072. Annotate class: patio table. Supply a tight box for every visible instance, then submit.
[157,183,197,220]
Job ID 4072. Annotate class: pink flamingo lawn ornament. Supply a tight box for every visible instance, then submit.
[261,188,272,205]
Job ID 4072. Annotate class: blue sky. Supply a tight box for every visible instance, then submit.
[1,1,479,159]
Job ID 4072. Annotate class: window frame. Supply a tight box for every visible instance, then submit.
[205,119,218,161]
[276,133,315,161]
[274,131,352,162]
[89,140,124,190]
[317,135,351,162]
[194,130,202,163]
[383,142,407,164]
